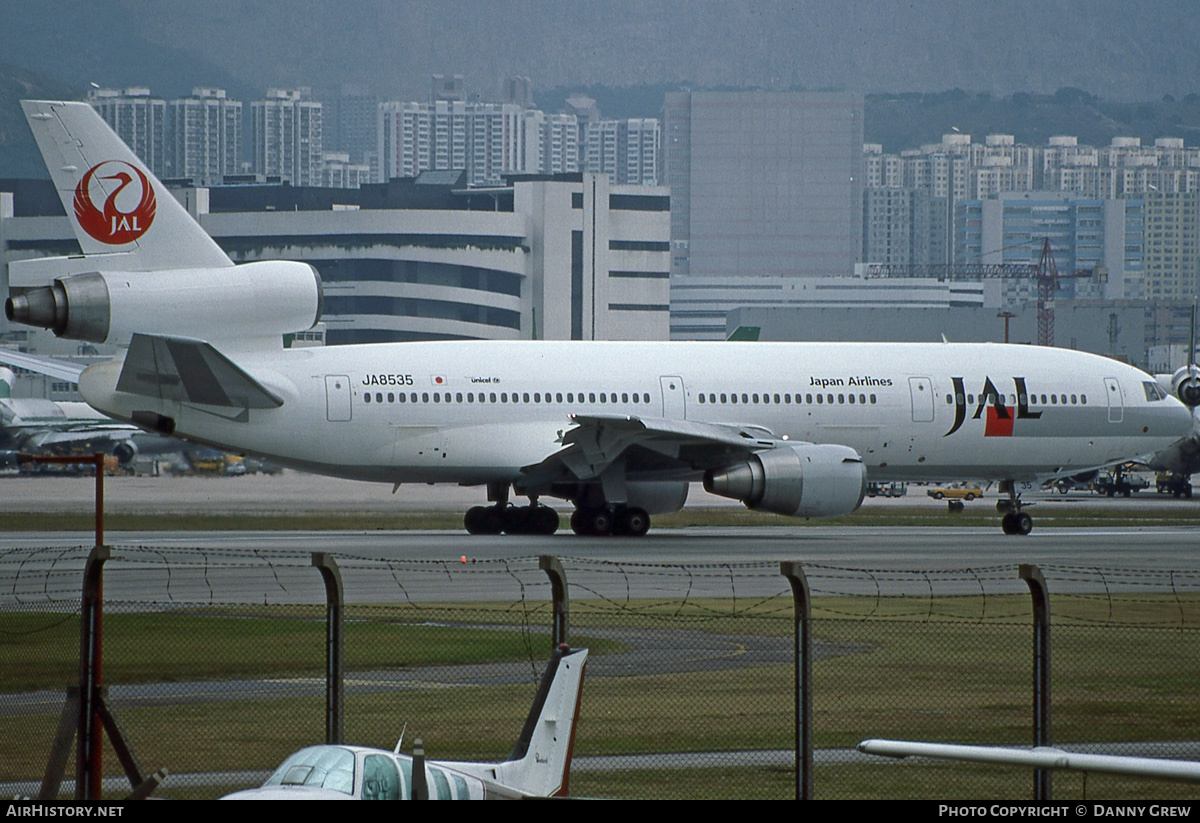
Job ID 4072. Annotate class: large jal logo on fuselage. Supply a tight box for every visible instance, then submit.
[945,376,1042,437]
[73,161,157,245]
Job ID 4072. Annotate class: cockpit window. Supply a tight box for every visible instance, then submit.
[1144,381,1168,402]
[264,745,356,795]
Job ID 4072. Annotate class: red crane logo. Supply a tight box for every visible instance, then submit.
[73,161,157,245]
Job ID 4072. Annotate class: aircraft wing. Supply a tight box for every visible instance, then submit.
[116,333,283,410]
[521,413,783,484]
[858,738,1200,783]
[0,349,86,384]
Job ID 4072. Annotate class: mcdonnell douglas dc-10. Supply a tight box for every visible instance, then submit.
[4,100,1192,536]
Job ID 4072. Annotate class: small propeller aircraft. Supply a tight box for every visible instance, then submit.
[222,645,587,800]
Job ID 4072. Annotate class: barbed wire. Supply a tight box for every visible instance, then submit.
[4,546,1200,626]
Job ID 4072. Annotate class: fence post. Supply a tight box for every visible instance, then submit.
[539,555,569,649]
[77,543,109,800]
[780,562,813,801]
[312,552,344,745]
[1020,563,1052,801]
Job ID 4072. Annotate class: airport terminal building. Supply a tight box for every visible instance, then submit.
[1,170,670,354]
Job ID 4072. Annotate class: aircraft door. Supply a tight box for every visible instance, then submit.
[909,376,935,422]
[1104,377,1123,423]
[660,375,686,418]
[325,375,352,422]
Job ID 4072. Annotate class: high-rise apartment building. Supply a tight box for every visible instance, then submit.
[170,88,241,184]
[251,89,323,186]
[1143,191,1200,301]
[323,84,378,166]
[540,113,580,175]
[956,192,1143,301]
[87,87,168,177]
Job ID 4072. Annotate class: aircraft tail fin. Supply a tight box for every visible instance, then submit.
[21,100,233,271]
[452,645,587,797]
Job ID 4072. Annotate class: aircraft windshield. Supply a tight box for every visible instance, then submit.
[1144,381,1168,402]
[263,745,356,795]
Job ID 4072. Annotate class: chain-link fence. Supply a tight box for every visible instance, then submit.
[3,546,1199,800]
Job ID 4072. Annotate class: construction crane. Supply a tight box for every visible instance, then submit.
[862,238,1096,347]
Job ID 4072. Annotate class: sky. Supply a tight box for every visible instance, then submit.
[3,0,1199,102]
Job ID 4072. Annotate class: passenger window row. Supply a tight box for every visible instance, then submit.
[944,393,1088,406]
[697,392,878,406]
[363,390,654,405]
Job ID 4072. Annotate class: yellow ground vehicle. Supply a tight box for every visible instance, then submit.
[926,485,983,501]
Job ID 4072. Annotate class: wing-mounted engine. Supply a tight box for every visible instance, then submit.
[1170,365,1200,408]
[703,443,866,518]
[6,261,322,346]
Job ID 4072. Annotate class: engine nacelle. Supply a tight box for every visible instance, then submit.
[703,443,866,518]
[5,261,322,346]
[1171,365,1200,408]
[625,481,689,515]
[112,440,138,464]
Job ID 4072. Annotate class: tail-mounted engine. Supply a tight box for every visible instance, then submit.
[703,443,866,518]
[6,261,322,346]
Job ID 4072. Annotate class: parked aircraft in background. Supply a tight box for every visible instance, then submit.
[223,646,587,800]
[1149,361,1200,496]
[4,100,1193,536]
[0,365,173,464]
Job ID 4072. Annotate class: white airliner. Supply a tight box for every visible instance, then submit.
[4,100,1193,536]
[224,645,587,799]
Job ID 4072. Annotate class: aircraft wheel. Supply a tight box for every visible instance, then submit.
[1014,511,1033,535]
[589,508,614,537]
[534,506,560,535]
[1001,512,1017,535]
[465,505,503,535]
[464,506,488,534]
[619,507,651,537]
[570,508,590,535]
[502,505,529,534]
[1187,486,1194,499]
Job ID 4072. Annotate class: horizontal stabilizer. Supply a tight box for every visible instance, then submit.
[116,334,282,410]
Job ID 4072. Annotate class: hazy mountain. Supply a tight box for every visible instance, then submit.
[2,0,1198,104]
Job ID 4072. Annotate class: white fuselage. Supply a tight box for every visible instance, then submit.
[79,340,1192,490]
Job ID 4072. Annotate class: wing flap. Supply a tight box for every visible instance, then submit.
[116,333,282,410]
[523,414,781,483]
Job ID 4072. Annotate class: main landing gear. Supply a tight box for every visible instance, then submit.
[461,483,652,537]
[569,505,651,537]
[463,483,560,535]
[464,503,559,535]
[996,480,1033,535]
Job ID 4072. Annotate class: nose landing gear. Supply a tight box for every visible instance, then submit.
[996,480,1034,535]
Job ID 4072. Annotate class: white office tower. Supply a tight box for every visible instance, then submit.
[170,88,241,184]
[251,89,324,186]
[87,87,168,177]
